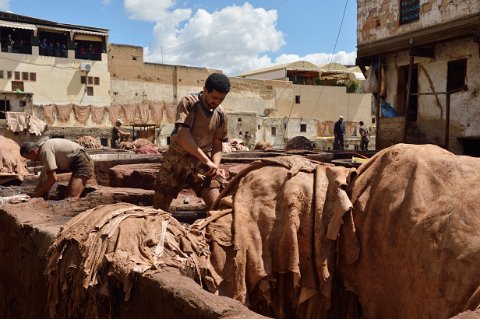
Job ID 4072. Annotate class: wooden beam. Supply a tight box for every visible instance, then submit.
[410,46,435,58]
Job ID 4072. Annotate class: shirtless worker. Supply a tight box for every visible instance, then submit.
[20,138,94,199]
[153,73,230,211]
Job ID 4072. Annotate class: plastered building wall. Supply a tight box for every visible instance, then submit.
[0,48,110,107]
[357,0,480,45]
[380,37,480,153]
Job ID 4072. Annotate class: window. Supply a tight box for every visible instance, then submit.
[29,73,36,81]
[271,126,277,137]
[0,100,10,119]
[238,118,242,122]
[12,81,24,92]
[80,76,87,84]
[295,95,301,104]
[14,72,20,80]
[7,71,12,79]
[20,101,26,107]
[447,59,467,92]
[38,31,68,58]
[86,87,94,96]
[400,0,419,25]
[22,72,28,81]
[94,77,100,85]
[88,76,93,85]
[74,40,103,61]
[0,28,33,54]
[300,124,307,132]
[0,71,3,79]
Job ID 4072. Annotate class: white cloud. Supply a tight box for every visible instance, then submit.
[0,0,9,11]
[102,0,112,5]
[126,1,355,75]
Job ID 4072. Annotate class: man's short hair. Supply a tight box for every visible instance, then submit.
[205,73,231,94]
[359,121,364,125]
[20,142,39,156]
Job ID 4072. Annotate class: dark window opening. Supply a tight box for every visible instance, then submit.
[238,118,242,122]
[22,72,28,81]
[0,71,3,79]
[75,40,103,61]
[396,64,418,121]
[0,100,11,119]
[1,27,33,54]
[86,87,94,96]
[7,71,12,79]
[80,76,87,84]
[88,76,94,85]
[29,73,36,81]
[300,124,307,132]
[38,31,68,58]
[295,95,301,104]
[400,0,420,25]
[94,77,100,85]
[100,138,108,146]
[258,125,261,130]
[447,59,467,92]
[271,126,277,137]
[12,81,24,92]
[20,100,26,107]
[14,72,20,80]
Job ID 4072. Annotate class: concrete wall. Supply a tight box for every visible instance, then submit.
[357,0,480,45]
[273,84,373,127]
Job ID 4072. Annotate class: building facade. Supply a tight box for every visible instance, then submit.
[356,0,480,155]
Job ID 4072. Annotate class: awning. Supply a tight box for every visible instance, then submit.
[0,20,37,31]
[73,34,104,42]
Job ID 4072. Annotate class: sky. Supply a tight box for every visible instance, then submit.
[0,0,357,75]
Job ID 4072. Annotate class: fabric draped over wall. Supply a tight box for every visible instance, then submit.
[90,107,105,125]
[108,106,121,125]
[42,105,55,125]
[56,104,73,122]
[73,105,91,125]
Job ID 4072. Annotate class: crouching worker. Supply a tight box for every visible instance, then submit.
[20,139,94,199]
[153,73,230,211]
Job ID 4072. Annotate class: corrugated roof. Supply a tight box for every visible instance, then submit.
[238,60,321,77]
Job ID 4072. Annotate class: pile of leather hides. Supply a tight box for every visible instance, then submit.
[45,203,214,318]
[0,136,29,181]
[338,143,480,319]
[204,155,355,318]
[76,136,102,149]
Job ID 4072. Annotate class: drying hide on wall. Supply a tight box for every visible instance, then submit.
[73,105,91,125]
[42,104,56,124]
[149,102,164,124]
[339,144,480,319]
[204,156,355,319]
[107,106,121,125]
[90,106,105,125]
[121,104,135,124]
[55,104,73,122]
[136,103,150,124]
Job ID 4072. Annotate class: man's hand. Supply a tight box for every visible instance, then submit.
[205,161,227,179]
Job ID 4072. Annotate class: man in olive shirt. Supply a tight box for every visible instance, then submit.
[153,73,230,211]
[20,138,94,199]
